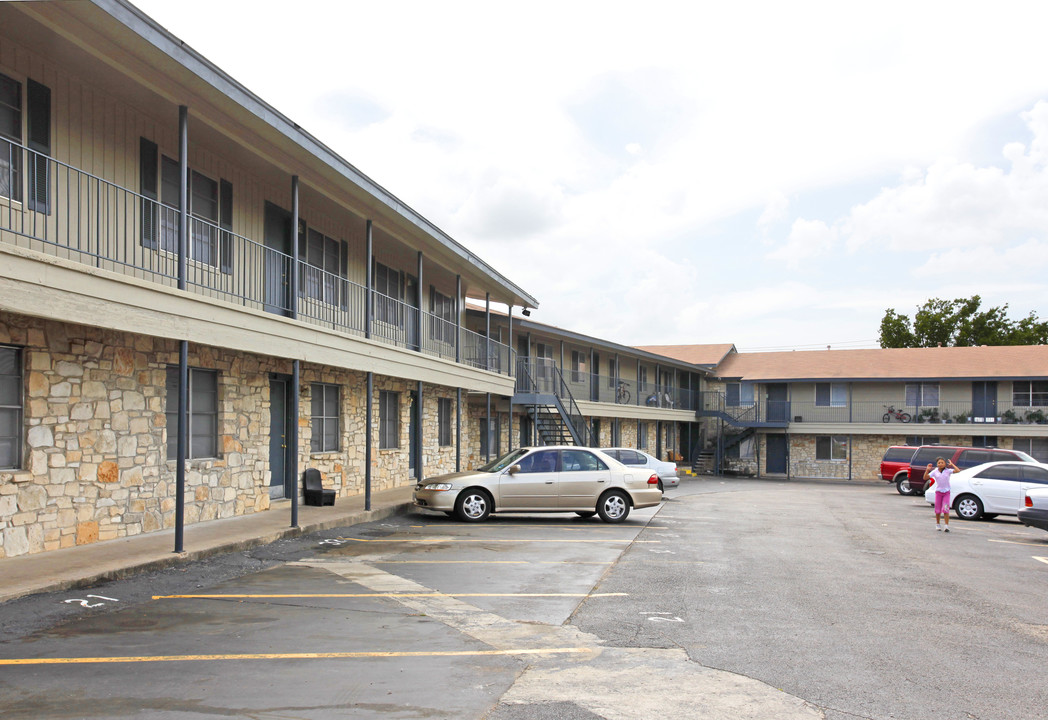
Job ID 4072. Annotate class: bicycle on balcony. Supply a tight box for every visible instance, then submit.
[616,380,631,404]
[882,404,912,423]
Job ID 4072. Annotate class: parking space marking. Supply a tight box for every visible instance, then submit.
[373,560,613,565]
[0,647,591,667]
[988,538,1048,548]
[339,537,660,544]
[152,592,627,600]
[1035,556,1048,565]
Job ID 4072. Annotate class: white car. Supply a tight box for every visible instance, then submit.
[923,460,1048,520]
[602,448,679,491]
[1018,487,1048,532]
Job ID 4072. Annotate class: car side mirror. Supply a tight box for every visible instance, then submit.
[508,464,521,475]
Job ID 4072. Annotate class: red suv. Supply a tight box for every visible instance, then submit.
[899,445,1037,495]
[880,445,917,494]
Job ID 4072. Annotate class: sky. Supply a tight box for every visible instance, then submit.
[132,0,1048,351]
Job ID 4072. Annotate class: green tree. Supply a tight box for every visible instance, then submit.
[879,296,1048,348]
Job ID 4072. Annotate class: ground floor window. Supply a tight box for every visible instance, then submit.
[310,383,340,452]
[480,416,500,458]
[815,435,848,461]
[1013,437,1048,462]
[165,367,218,459]
[611,419,621,446]
[905,436,940,446]
[438,397,453,447]
[637,421,648,449]
[0,345,23,469]
[971,436,997,448]
[379,390,399,449]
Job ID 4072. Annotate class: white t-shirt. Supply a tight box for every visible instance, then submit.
[930,467,953,493]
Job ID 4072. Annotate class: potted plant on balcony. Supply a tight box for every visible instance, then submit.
[953,411,970,424]
[1026,409,1047,425]
[1002,409,1019,424]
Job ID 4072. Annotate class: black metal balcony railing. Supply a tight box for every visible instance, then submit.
[515,358,590,446]
[699,391,1048,426]
[559,370,697,410]
[0,142,511,374]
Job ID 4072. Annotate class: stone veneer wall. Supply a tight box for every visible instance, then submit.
[0,313,456,558]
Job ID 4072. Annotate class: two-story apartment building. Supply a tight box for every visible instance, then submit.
[671,345,1048,480]
[0,0,536,558]
[463,307,709,466]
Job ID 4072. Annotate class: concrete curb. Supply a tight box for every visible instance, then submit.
[0,501,414,604]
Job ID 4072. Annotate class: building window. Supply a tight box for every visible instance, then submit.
[611,419,621,446]
[905,382,939,407]
[0,345,23,469]
[310,383,340,453]
[0,73,22,203]
[300,228,348,306]
[638,365,648,390]
[165,367,218,460]
[815,383,847,407]
[373,262,404,326]
[480,416,501,457]
[430,287,456,344]
[379,390,399,449]
[905,436,940,446]
[726,382,755,407]
[570,350,587,383]
[638,421,648,449]
[1013,438,1048,462]
[815,435,848,461]
[534,343,553,380]
[438,398,453,447]
[607,357,619,388]
[1013,381,1048,407]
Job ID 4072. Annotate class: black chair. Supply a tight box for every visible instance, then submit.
[302,468,335,506]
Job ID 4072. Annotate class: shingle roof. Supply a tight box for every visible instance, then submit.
[713,345,1048,381]
[634,344,737,367]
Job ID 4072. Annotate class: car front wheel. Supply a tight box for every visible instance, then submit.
[455,489,492,522]
[954,494,983,520]
[597,491,631,523]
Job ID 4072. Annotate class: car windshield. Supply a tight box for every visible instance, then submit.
[476,448,530,473]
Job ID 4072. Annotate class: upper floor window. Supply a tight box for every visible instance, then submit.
[638,365,649,389]
[815,383,847,407]
[570,350,587,383]
[1013,381,1048,407]
[139,139,232,272]
[607,357,619,388]
[165,367,218,460]
[726,382,754,407]
[0,345,23,470]
[0,73,51,212]
[905,382,939,407]
[373,261,404,326]
[300,228,348,307]
[430,287,456,344]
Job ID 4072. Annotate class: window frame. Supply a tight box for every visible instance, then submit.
[0,344,23,470]
[815,435,848,462]
[815,382,847,408]
[373,261,404,327]
[310,383,340,453]
[637,421,648,450]
[299,226,349,307]
[726,382,755,407]
[570,350,587,383]
[429,286,457,345]
[379,390,400,449]
[438,397,453,447]
[1013,380,1048,407]
[165,367,219,460]
[905,382,940,407]
[480,416,501,458]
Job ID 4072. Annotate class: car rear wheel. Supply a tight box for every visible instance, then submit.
[455,489,492,522]
[597,490,631,523]
[658,480,665,493]
[896,476,914,495]
[954,494,983,520]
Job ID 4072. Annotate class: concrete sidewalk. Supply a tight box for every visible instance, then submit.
[0,484,416,605]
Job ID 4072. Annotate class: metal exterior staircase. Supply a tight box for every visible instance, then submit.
[514,359,590,446]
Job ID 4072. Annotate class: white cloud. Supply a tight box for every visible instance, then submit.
[765,219,838,268]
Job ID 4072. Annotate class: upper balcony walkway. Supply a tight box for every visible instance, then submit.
[0,142,512,375]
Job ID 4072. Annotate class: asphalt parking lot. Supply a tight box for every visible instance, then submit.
[1,477,1046,719]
